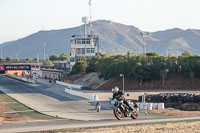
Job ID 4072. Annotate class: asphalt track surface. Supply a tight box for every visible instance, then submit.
[0,76,118,120]
[1,116,200,133]
[0,76,169,120]
[1,75,195,132]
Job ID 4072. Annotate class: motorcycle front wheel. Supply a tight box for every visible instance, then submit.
[113,108,124,120]
[130,111,138,119]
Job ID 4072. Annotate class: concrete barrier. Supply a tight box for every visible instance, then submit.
[153,103,158,109]
[6,74,35,84]
[64,88,98,101]
[158,103,165,109]
[143,103,148,110]
[147,103,153,110]
[137,102,164,110]
[56,81,82,89]
[139,103,144,110]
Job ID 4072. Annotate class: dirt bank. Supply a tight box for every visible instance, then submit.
[97,74,200,90]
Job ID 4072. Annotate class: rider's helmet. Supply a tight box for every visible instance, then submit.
[112,86,119,93]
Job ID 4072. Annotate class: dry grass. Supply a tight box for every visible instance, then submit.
[45,121,200,133]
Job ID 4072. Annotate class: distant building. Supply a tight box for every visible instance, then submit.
[54,61,70,71]
[41,68,63,81]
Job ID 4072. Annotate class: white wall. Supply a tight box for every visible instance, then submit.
[64,88,98,101]
[136,102,165,110]
[56,81,82,89]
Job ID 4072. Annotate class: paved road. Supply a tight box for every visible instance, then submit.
[0,116,200,133]
[0,76,114,120]
[0,76,174,121]
[3,76,195,132]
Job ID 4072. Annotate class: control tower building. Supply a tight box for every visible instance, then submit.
[69,17,99,69]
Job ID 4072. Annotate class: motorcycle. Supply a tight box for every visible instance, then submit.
[111,98,139,120]
[95,102,101,112]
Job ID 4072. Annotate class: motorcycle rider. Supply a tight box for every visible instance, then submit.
[112,86,133,111]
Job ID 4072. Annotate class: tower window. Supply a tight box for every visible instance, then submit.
[82,48,85,54]
[91,48,95,53]
[86,48,90,53]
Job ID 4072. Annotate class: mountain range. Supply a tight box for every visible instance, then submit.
[1,20,200,59]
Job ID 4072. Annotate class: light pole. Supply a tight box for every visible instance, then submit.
[43,43,46,60]
[120,74,124,92]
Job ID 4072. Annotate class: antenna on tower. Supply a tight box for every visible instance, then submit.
[82,17,89,37]
[88,0,92,36]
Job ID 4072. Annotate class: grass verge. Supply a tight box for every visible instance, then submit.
[139,111,172,116]
[0,90,58,120]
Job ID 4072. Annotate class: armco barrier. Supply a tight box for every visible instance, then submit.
[56,81,82,89]
[64,88,98,101]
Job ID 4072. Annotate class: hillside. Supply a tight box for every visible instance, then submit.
[2,20,200,58]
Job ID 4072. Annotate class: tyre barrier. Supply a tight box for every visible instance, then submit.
[138,93,200,103]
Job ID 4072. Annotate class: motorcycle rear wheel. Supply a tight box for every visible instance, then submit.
[113,108,124,120]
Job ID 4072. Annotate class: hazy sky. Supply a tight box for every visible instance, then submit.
[1,0,200,43]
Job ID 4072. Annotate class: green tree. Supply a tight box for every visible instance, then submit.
[70,57,88,75]
[43,58,54,66]
[126,51,131,58]
[26,57,31,62]
[34,57,39,62]
[86,56,102,73]
[182,50,193,56]
[49,54,59,61]
[6,56,13,61]
[16,58,20,61]
[80,56,87,69]
[146,52,159,57]
[59,53,70,61]
[70,62,85,75]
